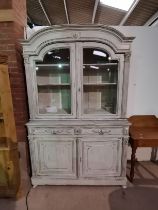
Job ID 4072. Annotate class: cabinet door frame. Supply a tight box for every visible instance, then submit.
[32,136,77,178]
[28,43,77,119]
[76,42,124,119]
[78,137,122,178]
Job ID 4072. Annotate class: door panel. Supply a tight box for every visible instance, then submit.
[79,137,122,177]
[36,137,76,178]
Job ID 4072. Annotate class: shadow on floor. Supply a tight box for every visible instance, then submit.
[127,161,158,185]
[109,186,158,210]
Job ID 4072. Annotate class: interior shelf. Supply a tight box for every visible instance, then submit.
[84,108,110,114]
[83,63,118,66]
[36,64,70,67]
[39,108,70,114]
[38,83,70,87]
[83,83,117,86]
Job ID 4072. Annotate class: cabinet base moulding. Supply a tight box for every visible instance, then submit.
[31,176,127,186]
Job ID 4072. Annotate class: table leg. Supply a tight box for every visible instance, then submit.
[130,144,137,182]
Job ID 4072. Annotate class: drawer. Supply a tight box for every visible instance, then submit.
[79,127,123,136]
[29,127,123,136]
[30,127,74,135]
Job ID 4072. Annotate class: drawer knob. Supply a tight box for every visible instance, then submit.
[52,130,57,134]
[99,129,104,135]
[74,128,81,134]
[105,130,111,133]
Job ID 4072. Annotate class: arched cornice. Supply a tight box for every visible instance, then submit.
[22,25,135,57]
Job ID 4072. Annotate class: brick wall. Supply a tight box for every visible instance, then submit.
[0,0,12,9]
[12,0,27,26]
[0,0,28,142]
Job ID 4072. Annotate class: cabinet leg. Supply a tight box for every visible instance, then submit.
[33,184,37,188]
[122,185,127,189]
[130,145,137,182]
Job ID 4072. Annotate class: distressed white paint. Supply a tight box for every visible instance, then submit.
[114,26,158,117]
[79,137,122,177]
[22,25,133,186]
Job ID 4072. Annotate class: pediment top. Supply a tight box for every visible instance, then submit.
[22,25,134,46]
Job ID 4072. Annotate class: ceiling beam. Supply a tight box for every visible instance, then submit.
[63,0,70,24]
[92,0,100,24]
[38,0,51,25]
[144,11,158,26]
[119,0,140,26]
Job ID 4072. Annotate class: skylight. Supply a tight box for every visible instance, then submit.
[100,0,135,11]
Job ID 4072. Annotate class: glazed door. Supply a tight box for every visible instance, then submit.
[76,42,124,119]
[30,42,124,119]
[34,43,76,119]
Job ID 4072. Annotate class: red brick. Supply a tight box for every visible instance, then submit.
[0,0,27,142]
[0,0,12,9]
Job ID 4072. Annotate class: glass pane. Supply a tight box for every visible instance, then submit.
[83,48,118,115]
[36,48,71,114]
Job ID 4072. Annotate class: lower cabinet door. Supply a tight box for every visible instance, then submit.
[36,136,76,178]
[78,137,122,177]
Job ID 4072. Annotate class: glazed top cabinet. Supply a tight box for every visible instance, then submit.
[22,25,134,186]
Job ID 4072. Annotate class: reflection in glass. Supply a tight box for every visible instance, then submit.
[36,48,71,114]
[83,48,118,114]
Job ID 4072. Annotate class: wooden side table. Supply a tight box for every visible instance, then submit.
[128,115,158,182]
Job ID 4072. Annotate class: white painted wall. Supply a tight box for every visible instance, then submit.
[116,26,158,160]
[26,26,158,160]
[116,26,158,118]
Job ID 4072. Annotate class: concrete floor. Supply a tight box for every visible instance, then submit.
[0,143,158,210]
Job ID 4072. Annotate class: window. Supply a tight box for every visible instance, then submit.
[100,0,135,11]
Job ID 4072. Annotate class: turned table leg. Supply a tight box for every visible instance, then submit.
[130,143,137,182]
